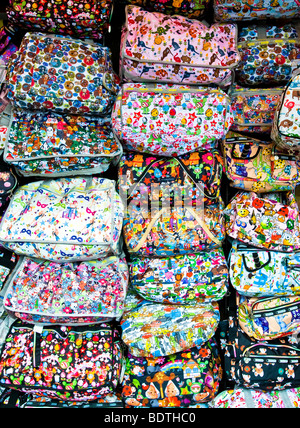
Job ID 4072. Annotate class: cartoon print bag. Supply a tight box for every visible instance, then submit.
[129,249,229,304]
[120,6,240,87]
[120,298,220,358]
[123,0,210,19]
[119,151,225,256]
[3,255,129,325]
[0,176,124,262]
[237,293,300,341]
[122,338,222,408]
[229,240,300,297]
[0,320,124,401]
[5,32,120,116]
[6,0,113,41]
[235,24,300,86]
[230,85,284,134]
[4,108,123,177]
[222,132,300,193]
[224,191,300,252]
[112,83,233,157]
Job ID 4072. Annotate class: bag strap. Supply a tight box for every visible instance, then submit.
[130,208,167,252]
[242,389,257,408]
[186,206,222,246]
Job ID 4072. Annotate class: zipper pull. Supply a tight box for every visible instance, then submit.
[33,325,43,368]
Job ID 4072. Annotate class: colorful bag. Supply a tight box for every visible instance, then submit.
[123,0,211,18]
[120,298,220,358]
[120,6,240,87]
[6,32,120,116]
[237,293,300,341]
[0,156,17,211]
[0,103,12,153]
[6,0,113,41]
[112,83,233,157]
[271,69,300,153]
[229,240,300,297]
[213,0,300,21]
[0,320,124,401]
[230,85,284,134]
[0,26,18,66]
[0,176,124,262]
[222,132,300,193]
[122,339,222,407]
[119,151,225,256]
[224,191,300,252]
[235,24,300,86]
[129,249,229,304]
[4,108,123,177]
[3,255,129,325]
[221,316,300,391]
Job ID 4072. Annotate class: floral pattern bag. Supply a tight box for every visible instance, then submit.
[112,83,233,157]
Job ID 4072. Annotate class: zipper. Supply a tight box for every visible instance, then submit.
[249,297,300,319]
[238,38,299,48]
[242,343,300,361]
[122,86,225,96]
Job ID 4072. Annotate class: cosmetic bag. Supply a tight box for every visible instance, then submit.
[119,151,225,256]
[120,6,240,87]
[123,0,210,18]
[4,108,123,177]
[222,132,300,193]
[0,320,124,401]
[129,249,229,304]
[229,240,300,297]
[6,0,113,41]
[235,24,300,87]
[0,176,124,262]
[112,83,233,157]
[5,32,120,116]
[224,191,300,252]
[122,338,222,408]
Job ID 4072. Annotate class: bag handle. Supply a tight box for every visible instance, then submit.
[242,251,272,273]
[230,143,261,161]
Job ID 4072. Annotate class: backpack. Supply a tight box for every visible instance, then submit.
[6,32,120,116]
[0,320,124,401]
[120,6,240,87]
[122,339,222,407]
[112,83,233,157]
[0,176,124,262]
[222,132,300,193]
[4,107,123,177]
[119,151,225,256]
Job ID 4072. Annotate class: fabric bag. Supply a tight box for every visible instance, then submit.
[3,255,129,325]
[123,0,211,19]
[5,32,120,116]
[119,151,225,256]
[0,320,124,401]
[235,24,300,86]
[6,0,113,41]
[222,132,300,193]
[112,83,233,157]
[4,107,123,177]
[0,176,124,262]
[120,6,240,87]
[122,338,222,408]
[224,191,300,252]
[229,240,300,297]
[129,249,229,304]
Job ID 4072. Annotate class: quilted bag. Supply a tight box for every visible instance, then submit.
[221,316,300,391]
[235,24,300,86]
[122,339,222,408]
[5,32,120,116]
[112,83,233,157]
[0,320,124,401]
[271,69,300,153]
[3,255,129,325]
[6,0,113,41]
[237,293,300,341]
[129,249,229,304]
[229,240,300,297]
[224,191,300,252]
[213,0,300,21]
[210,387,300,408]
[119,151,225,256]
[120,298,220,358]
[120,6,240,87]
[222,132,300,193]
[230,85,284,134]
[0,176,124,262]
[4,108,123,177]
[123,0,210,19]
